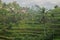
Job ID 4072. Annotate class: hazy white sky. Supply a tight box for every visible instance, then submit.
[2,0,60,9]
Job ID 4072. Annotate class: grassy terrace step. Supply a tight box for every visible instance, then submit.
[6,31,51,34]
[12,27,44,29]
[47,17,60,20]
[0,35,44,40]
[0,36,28,40]
[11,28,44,31]
[6,29,45,34]
[5,32,44,35]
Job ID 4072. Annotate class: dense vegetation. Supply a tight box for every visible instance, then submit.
[0,0,60,40]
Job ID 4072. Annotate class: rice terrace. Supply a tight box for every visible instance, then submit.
[0,0,60,40]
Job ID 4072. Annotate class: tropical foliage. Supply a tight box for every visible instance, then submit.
[0,0,60,40]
